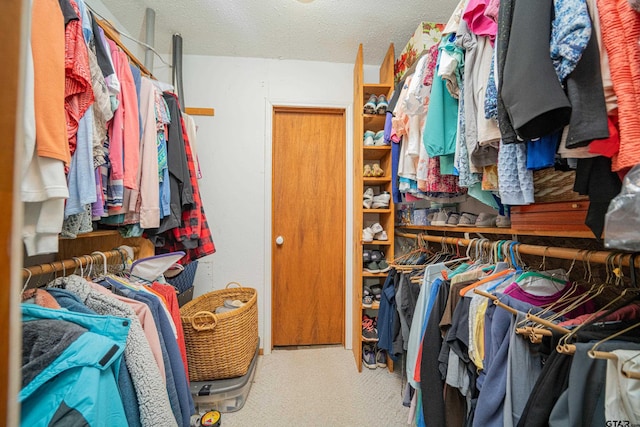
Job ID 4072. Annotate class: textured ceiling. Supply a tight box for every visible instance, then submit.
[99,0,458,65]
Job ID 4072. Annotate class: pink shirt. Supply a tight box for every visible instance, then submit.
[463,0,498,42]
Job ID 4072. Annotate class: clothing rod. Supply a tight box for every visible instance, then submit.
[395,232,640,268]
[22,246,139,279]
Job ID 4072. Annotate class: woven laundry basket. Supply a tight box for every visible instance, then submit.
[180,282,258,381]
[533,168,589,203]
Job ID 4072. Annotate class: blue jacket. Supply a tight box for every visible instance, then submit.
[21,304,130,427]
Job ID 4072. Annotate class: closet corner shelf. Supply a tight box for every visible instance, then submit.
[362,114,387,129]
[398,225,596,239]
[361,240,392,246]
[363,146,391,160]
[363,177,391,185]
[363,208,392,214]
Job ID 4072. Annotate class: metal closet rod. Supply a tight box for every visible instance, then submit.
[22,246,140,279]
[395,232,640,268]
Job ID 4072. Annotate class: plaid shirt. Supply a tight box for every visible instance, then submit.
[155,93,216,263]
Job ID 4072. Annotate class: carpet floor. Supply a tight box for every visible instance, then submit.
[215,345,409,426]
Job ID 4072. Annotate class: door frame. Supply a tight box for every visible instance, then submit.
[264,99,353,354]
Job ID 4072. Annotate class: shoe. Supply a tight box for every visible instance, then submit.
[431,210,448,226]
[364,94,377,114]
[373,130,386,146]
[369,250,384,262]
[363,130,375,146]
[362,344,377,369]
[362,227,374,243]
[362,294,373,308]
[372,191,390,209]
[370,284,382,301]
[458,212,479,227]
[496,215,511,228]
[444,212,460,227]
[372,163,384,177]
[369,222,383,234]
[475,212,497,227]
[363,250,372,264]
[375,95,388,114]
[364,261,381,273]
[374,230,388,240]
[363,164,373,177]
[363,188,374,209]
[362,315,379,342]
[376,348,387,368]
[377,260,391,273]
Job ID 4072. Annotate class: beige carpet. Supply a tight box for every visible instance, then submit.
[216,345,409,426]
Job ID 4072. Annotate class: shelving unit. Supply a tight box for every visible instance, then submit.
[352,43,395,372]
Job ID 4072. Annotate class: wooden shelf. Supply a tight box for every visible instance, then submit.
[363,146,391,160]
[398,225,597,239]
[363,177,391,185]
[363,83,393,94]
[362,114,387,131]
[361,240,392,245]
[362,303,380,310]
[59,230,120,239]
[362,271,389,277]
[363,208,392,214]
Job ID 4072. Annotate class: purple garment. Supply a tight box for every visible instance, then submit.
[503,281,595,319]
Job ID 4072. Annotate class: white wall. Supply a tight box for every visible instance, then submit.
[154,54,381,352]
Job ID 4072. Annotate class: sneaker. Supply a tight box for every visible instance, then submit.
[431,210,448,226]
[496,215,511,228]
[370,284,382,302]
[376,348,387,368]
[362,294,373,308]
[377,260,391,273]
[364,94,377,114]
[363,187,374,209]
[362,315,379,342]
[362,227,374,243]
[363,130,375,146]
[372,192,391,209]
[373,130,386,146]
[458,212,479,227]
[375,95,388,115]
[362,344,377,369]
[374,230,388,241]
[369,250,384,262]
[475,212,497,227]
[364,261,381,273]
[444,212,461,227]
[369,222,383,234]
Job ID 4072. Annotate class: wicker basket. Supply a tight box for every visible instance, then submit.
[533,168,589,203]
[180,282,258,381]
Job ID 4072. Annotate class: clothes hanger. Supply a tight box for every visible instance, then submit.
[22,268,32,294]
[621,351,640,380]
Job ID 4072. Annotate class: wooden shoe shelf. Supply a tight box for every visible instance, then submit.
[352,43,395,373]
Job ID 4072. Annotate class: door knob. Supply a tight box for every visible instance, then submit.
[275,236,284,245]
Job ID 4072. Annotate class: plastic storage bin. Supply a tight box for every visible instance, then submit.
[190,341,259,413]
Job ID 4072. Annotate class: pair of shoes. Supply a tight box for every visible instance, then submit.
[364,130,386,146]
[362,344,377,369]
[363,94,389,115]
[362,314,379,342]
[363,189,390,209]
[362,222,387,242]
[364,259,390,273]
[363,249,385,263]
[362,344,388,369]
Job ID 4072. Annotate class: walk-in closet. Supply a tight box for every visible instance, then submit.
[3,0,640,426]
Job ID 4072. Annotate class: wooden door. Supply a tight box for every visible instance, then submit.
[272,107,346,346]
